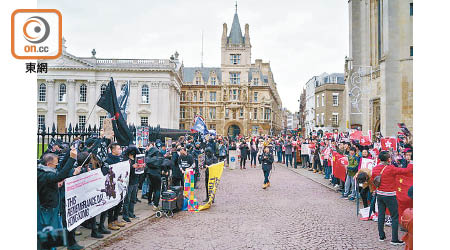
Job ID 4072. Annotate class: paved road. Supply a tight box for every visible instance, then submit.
[94,162,404,250]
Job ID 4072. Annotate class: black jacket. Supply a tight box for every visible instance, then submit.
[145,147,164,176]
[37,158,75,209]
[205,154,218,166]
[239,143,249,157]
[259,153,274,171]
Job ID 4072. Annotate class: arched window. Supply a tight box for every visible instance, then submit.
[79,84,87,102]
[58,84,66,102]
[38,83,46,102]
[141,84,149,103]
[100,84,107,96]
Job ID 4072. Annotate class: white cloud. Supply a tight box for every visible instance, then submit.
[38,0,348,112]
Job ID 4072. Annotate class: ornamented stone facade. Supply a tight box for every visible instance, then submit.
[180,9,283,137]
[344,0,413,136]
[37,40,182,132]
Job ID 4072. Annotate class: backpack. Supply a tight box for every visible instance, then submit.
[373,166,388,188]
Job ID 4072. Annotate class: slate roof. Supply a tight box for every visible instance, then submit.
[183,67,222,83]
[228,13,244,45]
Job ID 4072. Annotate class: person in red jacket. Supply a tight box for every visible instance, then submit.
[371,151,412,246]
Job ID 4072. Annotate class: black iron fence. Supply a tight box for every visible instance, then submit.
[37,123,194,158]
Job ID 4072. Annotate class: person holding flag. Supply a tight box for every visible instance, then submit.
[371,151,412,246]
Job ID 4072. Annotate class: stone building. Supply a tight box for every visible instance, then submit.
[314,73,346,132]
[304,76,317,135]
[37,39,182,132]
[344,0,413,136]
[180,9,283,137]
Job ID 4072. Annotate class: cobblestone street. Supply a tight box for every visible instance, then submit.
[94,162,404,250]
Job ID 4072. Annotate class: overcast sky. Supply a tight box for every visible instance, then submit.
[39,0,348,112]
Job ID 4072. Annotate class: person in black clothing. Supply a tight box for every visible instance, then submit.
[171,146,183,186]
[145,146,164,210]
[203,147,218,202]
[177,147,194,186]
[38,147,84,250]
[259,146,274,189]
[122,145,140,222]
[104,143,126,231]
[239,140,249,169]
[192,142,203,188]
[161,151,173,191]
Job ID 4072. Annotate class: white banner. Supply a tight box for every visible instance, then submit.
[229,150,238,169]
[64,161,130,231]
[360,158,375,170]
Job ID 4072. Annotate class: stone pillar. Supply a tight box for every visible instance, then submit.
[87,80,96,127]
[46,79,55,128]
[129,80,139,126]
[67,79,76,127]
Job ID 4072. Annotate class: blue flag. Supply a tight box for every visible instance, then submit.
[191,116,208,135]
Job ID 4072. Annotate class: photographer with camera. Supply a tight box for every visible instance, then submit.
[38,146,82,250]
[259,146,274,189]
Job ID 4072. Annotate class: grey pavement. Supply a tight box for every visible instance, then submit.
[88,161,404,250]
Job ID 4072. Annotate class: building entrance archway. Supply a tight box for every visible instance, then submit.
[227,124,241,139]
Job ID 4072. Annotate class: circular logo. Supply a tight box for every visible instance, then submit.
[23,16,50,44]
[230,157,235,162]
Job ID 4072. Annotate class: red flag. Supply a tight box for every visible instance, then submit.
[350,130,363,141]
[396,164,413,217]
[309,143,316,149]
[381,137,397,151]
[324,132,333,139]
[360,136,372,146]
[332,152,347,182]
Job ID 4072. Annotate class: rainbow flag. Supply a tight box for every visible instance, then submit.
[183,169,199,212]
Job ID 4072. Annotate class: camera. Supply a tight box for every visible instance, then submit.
[37,226,67,250]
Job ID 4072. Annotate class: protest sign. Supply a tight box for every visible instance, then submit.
[198,153,205,168]
[165,137,172,149]
[301,144,309,155]
[360,158,375,170]
[229,150,238,169]
[135,154,145,174]
[64,161,130,231]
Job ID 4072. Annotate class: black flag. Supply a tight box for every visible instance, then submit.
[97,78,133,146]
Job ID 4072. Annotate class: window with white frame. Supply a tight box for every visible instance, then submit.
[100,84,107,96]
[321,113,324,125]
[180,107,185,119]
[141,84,149,103]
[225,108,229,118]
[195,76,201,85]
[230,72,240,84]
[316,96,319,107]
[78,115,86,130]
[210,77,216,85]
[141,116,148,126]
[38,83,46,102]
[210,92,216,102]
[199,91,203,102]
[80,84,87,102]
[240,108,244,117]
[254,108,258,119]
[209,107,216,119]
[254,92,258,102]
[332,113,339,126]
[332,93,339,106]
[230,54,241,64]
[253,78,259,86]
[179,123,185,130]
[316,114,319,124]
[199,107,203,116]
[193,91,197,101]
[99,115,106,129]
[264,108,271,120]
[181,91,186,101]
[209,124,216,130]
[321,93,325,107]
[38,115,45,130]
[192,108,196,118]
[58,84,66,102]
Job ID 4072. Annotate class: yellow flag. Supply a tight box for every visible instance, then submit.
[198,161,225,211]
